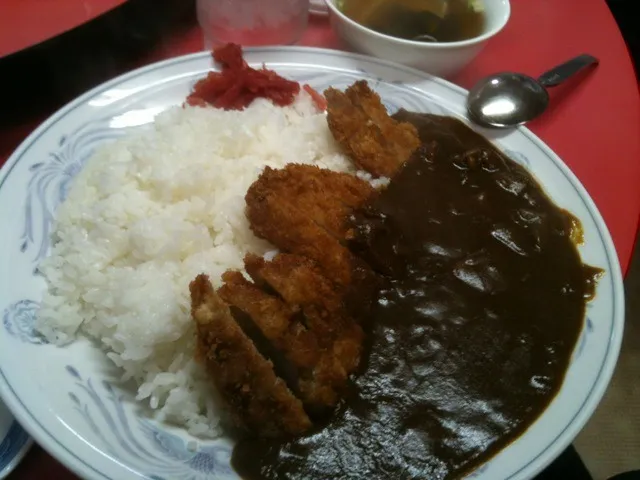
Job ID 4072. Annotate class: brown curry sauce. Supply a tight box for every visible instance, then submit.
[232,112,602,479]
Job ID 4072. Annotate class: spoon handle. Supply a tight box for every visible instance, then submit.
[537,54,599,88]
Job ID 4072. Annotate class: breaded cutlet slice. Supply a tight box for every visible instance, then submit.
[244,253,345,330]
[190,274,311,437]
[325,80,420,177]
[245,164,374,287]
[244,253,363,374]
[218,270,345,408]
[245,164,374,240]
[218,270,322,369]
[246,192,354,287]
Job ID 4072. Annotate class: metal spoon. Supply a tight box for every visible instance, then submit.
[466,54,599,128]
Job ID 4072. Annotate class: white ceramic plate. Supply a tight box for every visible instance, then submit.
[0,400,32,479]
[0,47,624,480]
[310,0,328,15]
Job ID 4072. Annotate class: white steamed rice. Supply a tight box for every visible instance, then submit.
[36,93,358,437]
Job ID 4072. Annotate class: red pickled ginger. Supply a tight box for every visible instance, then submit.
[186,43,301,111]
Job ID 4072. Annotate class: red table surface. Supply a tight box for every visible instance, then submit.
[0,0,125,58]
[3,0,640,478]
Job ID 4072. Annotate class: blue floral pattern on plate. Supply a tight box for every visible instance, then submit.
[65,366,236,480]
[0,418,32,477]
[20,116,125,264]
[2,300,47,345]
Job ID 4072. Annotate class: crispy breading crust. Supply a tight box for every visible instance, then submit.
[244,253,363,373]
[245,164,374,287]
[218,270,321,370]
[325,80,421,177]
[218,264,352,409]
[244,163,373,239]
[190,274,311,437]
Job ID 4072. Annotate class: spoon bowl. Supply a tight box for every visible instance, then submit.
[467,73,549,127]
[466,54,599,128]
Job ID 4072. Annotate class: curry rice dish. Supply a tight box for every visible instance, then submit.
[191,82,601,479]
[35,49,600,479]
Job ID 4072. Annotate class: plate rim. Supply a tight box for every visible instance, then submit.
[0,46,625,480]
[0,405,33,480]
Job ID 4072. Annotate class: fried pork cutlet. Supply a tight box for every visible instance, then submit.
[245,164,375,288]
[246,163,374,239]
[325,80,421,178]
[244,253,363,374]
[190,97,408,437]
[190,274,311,437]
[218,269,322,372]
[219,254,364,410]
[192,164,379,437]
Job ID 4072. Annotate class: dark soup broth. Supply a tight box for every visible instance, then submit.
[339,0,486,42]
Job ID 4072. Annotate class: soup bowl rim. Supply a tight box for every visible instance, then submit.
[324,0,512,48]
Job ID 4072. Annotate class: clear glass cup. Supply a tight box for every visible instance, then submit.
[197,0,310,48]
